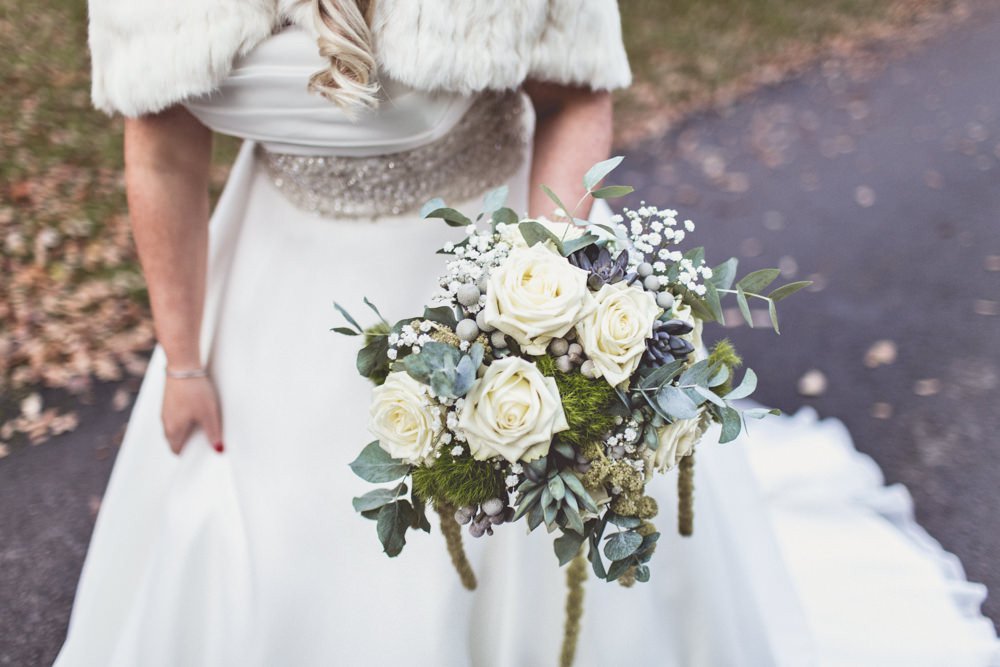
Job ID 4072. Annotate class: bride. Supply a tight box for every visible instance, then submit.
[58,1,998,665]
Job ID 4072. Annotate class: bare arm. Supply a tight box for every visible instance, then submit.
[125,107,223,454]
[524,81,614,220]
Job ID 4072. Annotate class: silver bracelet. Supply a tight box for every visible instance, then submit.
[165,366,208,379]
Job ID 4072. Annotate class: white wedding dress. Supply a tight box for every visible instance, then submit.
[56,28,999,667]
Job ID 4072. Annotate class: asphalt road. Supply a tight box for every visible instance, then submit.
[1,5,999,665]
[618,0,1000,628]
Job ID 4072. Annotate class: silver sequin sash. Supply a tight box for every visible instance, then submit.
[257,91,526,219]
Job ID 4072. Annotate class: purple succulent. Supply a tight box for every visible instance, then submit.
[645,318,695,365]
[569,244,636,291]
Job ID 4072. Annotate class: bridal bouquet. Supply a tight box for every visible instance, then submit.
[335,157,807,664]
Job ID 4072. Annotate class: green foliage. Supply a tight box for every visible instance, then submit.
[535,355,618,449]
[411,452,504,508]
[706,339,742,395]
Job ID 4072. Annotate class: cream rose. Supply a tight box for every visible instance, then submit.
[576,282,661,386]
[646,413,704,473]
[498,218,588,249]
[482,244,595,355]
[368,372,440,465]
[459,357,569,463]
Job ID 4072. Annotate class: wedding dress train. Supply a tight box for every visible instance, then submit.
[56,28,999,667]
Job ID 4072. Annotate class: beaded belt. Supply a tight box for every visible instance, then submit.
[257,91,526,219]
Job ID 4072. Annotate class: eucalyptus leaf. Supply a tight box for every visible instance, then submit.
[362,296,386,324]
[491,207,519,227]
[605,557,633,582]
[589,539,608,579]
[604,530,643,561]
[768,280,812,302]
[560,233,599,257]
[583,156,624,191]
[638,359,687,390]
[726,368,758,400]
[422,306,458,327]
[679,359,715,387]
[768,299,780,334]
[634,565,651,583]
[718,406,743,444]
[376,500,413,557]
[356,337,388,379]
[331,327,360,336]
[704,281,724,323]
[710,258,739,291]
[349,441,410,483]
[737,268,781,294]
[519,220,564,251]
[424,207,472,227]
[352,486,404,513]
[333,301,362,332]
[540,184,571,217]
[744,407,781,419]
[420,197,446,218]
[656,386,700,420]
[554,530,587,566]
[736,285,753,328]
[481,185,509,216]
[693,384,726,407]
[708,364,730,388]
[591,185,634,199]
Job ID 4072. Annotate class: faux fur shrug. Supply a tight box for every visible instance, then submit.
[88,0,633,117]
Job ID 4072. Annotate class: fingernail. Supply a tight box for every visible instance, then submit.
[213,441,225,454]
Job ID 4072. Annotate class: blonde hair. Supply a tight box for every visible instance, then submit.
[307,0,380,112]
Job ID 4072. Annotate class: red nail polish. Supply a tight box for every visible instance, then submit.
[213,441,225,453]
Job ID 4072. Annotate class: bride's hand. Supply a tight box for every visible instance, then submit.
[162,376,224,455]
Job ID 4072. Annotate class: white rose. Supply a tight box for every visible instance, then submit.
[368,372,440,465]
[482,244,595,355]
[499,218,587,249]
[576,282,662,386]
[646,414,703,473]
[460,357,569,463]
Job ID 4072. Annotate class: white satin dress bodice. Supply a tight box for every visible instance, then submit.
[56,25,999,667]
[184,27,476,156]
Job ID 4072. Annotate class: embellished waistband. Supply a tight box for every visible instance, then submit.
[256,91,526,219]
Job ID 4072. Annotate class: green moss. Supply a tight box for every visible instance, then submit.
[535,355,618,449]
[707,339,742,395]
[412,452,504,508]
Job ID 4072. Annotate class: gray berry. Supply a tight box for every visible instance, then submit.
[656,291,675,310]
[556,355,574,373]
[643,275,661,291]
[488,513,505,525]
[580,359,597,378]
[490,331,508,348]
[475,310,495,332]
[482,498,504,516]
[468,521,487,538]
[454,506,475,525]
[637,262,654,277]
[548,338,569,357]
[610,445,626,459]
[456,284,481,307]
[456,319,480,342]
[567,343,583,357]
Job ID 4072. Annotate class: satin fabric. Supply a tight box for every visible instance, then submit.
[56,28,1000,667]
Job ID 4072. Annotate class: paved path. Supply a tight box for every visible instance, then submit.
[2,5,999,664]
[620,1,1000,627]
